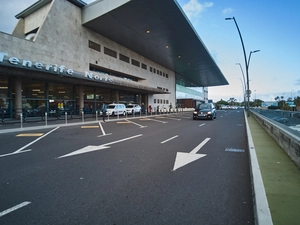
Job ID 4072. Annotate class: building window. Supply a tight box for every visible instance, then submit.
[153,68,156,73]
[154,99,156,103]
[141,63,147,70]
[131,59,140,67]
[119,54,130,63]
[150,67,153,72]
[104,47,117,58]
[89,40,101,52]
[166,74,168,78]
[157,70,159,75]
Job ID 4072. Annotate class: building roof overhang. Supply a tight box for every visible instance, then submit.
[81,0,228,87]
[15,0,229,88]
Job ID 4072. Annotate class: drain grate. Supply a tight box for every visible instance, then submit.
[225,148,245,153]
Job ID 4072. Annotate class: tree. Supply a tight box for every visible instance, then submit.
[216,99,228,105]
[253,99,263,107]
[228,98,237,106]
[294,96,300,111]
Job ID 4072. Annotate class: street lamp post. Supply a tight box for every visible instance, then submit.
[225,17,259,117]
[236,63,246,106]
[254,90,256,107]
[236,63,246,91]
[239,78,246,105]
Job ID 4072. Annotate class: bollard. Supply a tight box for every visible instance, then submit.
[82,111,84,123]
[20,114,23,128]
[45,112,48,126]
[96,111,98,121]
[65,112,67,124]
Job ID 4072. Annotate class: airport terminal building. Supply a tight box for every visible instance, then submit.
[0,0,228,119]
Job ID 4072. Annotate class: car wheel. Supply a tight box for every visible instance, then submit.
[111,112,115,116]
[132,110,134,114]
[123,111,126,116]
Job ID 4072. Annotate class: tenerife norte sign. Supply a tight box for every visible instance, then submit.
[0,51,113,83]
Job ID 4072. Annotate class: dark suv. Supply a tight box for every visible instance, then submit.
[193,103,216,120]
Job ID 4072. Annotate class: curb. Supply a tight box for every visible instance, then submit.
[244,113,273,225]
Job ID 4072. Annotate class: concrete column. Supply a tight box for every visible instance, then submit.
[115,90,119,103]
[78,85,84,114]
[14,76,22,119]
[138,95,142,105]
[145,94,148,108]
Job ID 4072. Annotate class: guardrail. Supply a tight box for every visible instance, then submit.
[250,110,300,169]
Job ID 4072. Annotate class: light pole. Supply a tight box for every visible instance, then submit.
[254,90,256,107]
[239,78,246,106]
[225,16,259,117]
[236,63,246,91]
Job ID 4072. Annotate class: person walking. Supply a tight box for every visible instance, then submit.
[101,102,107,122]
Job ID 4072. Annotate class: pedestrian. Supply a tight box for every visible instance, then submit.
[101,102,107,122]
[141,103,145,114]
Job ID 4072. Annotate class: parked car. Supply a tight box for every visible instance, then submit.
[126,104,141,114]
[106,103,126,116]
[193,103,216,120]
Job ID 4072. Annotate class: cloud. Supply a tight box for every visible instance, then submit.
[222,7,233,15]
[182,0,213,20]
[295,78,300,85]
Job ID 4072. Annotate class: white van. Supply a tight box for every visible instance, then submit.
[106,103,126,116]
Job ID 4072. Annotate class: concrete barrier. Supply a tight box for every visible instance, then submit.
[250,110,300,169]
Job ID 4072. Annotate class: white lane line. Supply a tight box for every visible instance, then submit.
[199,123,205,127]
[161,117,181,121]
[0,127,60,158]
[125,119,147,128]
[151,118,168,124]
[14,126,60,153]
[0,149,32,158]
[161,135,178,144]
[190,138,211,154]
[0,201,31,217]
[98,122,106,135]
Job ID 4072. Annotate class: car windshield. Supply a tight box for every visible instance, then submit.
[107,105,115,109]
[199,103,211,109]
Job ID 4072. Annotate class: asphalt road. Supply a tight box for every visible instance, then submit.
[0,110,254,225]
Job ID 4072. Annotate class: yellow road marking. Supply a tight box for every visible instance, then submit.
[16,133,44,137]
[140,118,151,120]
[117,121,131,124]
[81,126,99,128]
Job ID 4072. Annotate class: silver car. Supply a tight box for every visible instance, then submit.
[126,104,141,114]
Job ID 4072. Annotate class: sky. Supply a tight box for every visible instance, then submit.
[0,0,299,103]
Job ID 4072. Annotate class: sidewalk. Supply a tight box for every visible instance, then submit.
[247,115,300,225]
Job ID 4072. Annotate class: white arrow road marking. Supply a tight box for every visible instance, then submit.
[0,201,31,217]
[58,134,143,159]
[0,127,60,158]
[199,123,205,127]
[172,138,210,171]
